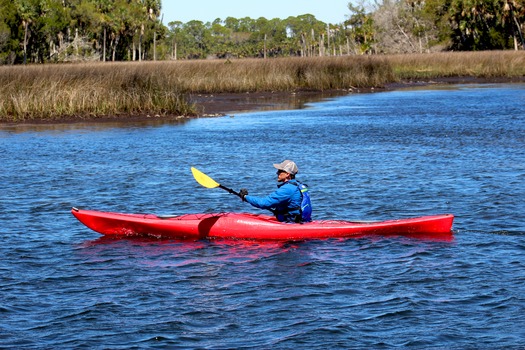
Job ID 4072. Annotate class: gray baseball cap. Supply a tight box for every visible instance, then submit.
[273,160,298,175]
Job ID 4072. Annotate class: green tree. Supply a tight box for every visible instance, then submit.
[183,20,210,58]
[0,0,19,64]
[209,19,233,57]
[285,14,326,56]
[503,0,525,49]
[14,0,40,63]
[39,0,71,61]
[432,0,525,50]
[166,20,183,59]
[345,2,376,54]
[91,0,113,62]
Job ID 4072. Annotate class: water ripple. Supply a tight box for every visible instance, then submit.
[1,84,525,348]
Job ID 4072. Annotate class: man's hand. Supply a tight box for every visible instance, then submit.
[239,188,248,201]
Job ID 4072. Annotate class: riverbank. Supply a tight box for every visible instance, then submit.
[5,76,524,127]
[1,51,524,125]
[193,76,525,117]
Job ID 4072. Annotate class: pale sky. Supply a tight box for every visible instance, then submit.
[161,0,351,25]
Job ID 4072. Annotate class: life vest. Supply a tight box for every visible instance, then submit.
[289,181,312,223]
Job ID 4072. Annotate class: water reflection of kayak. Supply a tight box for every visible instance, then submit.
[72,207,454,241]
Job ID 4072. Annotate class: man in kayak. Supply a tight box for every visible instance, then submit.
[239,160,312,223]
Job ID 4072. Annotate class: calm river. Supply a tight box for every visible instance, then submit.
[1,84,524,348]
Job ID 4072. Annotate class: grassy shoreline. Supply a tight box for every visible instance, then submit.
[1,51,524,123]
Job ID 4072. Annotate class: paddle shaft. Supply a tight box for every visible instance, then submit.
[219,184,242,198]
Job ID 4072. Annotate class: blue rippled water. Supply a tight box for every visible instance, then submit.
[1,84,524,349]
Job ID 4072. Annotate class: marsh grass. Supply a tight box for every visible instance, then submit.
[1,51,523,122]
[390,51,525,79]
[0,63,195,122]
[169,56,395,92]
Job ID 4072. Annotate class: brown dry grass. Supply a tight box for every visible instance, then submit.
[0,62,195,122]
[167,56,395,92]
[1,51,523,122]
[389,51,525,79]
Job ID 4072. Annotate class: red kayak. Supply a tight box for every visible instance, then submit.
[71,207,454,241]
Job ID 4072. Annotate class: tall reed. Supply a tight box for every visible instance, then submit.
[165,56,395,92]
[1,51,523,122]
[389,51,525,79]
[0,62,195,122]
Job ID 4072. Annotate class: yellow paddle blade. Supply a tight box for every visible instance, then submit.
[191,167,220,189]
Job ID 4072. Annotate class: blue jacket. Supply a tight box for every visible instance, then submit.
[245,181,302,222]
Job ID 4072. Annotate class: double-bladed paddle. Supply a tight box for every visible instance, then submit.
[191,167,243,199]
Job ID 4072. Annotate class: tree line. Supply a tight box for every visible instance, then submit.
[1,0,524,65]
